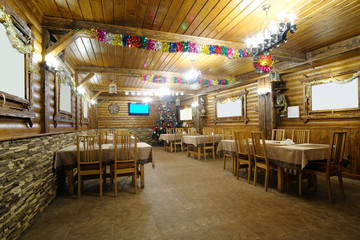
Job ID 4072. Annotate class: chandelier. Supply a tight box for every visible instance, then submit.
[245,4,297,56]
[184,59,201,84]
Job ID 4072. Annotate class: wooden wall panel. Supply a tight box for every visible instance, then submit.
[96,100,157,129]
[279,55,360,177]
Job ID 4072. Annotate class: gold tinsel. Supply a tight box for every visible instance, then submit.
[0,7,33,54]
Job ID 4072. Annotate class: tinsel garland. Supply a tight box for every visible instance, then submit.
[79,28,251,60]
[0,7,33,54]
[142,74,233,86]
[253,52,274,73]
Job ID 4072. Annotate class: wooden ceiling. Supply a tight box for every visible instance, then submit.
[15,0,360,98]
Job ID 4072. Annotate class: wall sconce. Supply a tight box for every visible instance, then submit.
[109,82,117,94]
[257,88,271,96]
[77,86,86,95]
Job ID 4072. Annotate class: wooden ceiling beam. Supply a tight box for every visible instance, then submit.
[90,86,196,95]
[45,31,79,57]
[90,91,103,101]
[77,73,95,88]
[42,16,305,62]
[75,66,234,81]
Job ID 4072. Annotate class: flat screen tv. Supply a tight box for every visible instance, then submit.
[128,102,149,115]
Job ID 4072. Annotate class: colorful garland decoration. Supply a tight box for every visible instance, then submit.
[253,52,274,73]
[79,29,252,60]
[0,7,33,54]
[141,74,233,86]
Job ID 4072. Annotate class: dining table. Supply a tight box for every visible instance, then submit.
[158,133,176,152]
[54,142,154,195]
[217,139,330,192]
[182,134,221,159]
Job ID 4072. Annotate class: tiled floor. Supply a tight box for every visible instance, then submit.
[20,147,360,240]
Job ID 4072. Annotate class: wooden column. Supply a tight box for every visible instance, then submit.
[75,72,79,130]
[258,77,275,139]
[41,28,50,133]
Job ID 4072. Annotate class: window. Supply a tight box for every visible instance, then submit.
[83,98,88,119]
[304,71,360,120]
[0,25,25,98]
[214,89,248,123]
[0,9,35,127]
[59,81,72,113]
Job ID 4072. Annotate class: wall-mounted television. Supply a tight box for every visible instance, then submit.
[128,102,149,115]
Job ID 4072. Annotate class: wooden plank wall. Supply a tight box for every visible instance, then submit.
[0,0,87,139]
[205,81,260,133]
[279,53,360,177]
[96,100,158,129]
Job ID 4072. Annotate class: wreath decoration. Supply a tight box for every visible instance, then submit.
[253,52,274,73]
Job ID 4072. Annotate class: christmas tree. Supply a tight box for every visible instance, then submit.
[152,97,178,139]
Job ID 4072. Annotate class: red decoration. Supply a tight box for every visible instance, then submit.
[176,42,184,52]
[127,36,141,48]
[215,46,222,55]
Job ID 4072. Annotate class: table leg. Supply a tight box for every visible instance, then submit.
[187,144,190,157]
[68,169,74,195]
[141,164,144,188]
[198,147,201,160]
[277,166,284,193]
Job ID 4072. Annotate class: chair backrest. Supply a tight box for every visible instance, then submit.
[188,127,197,135]
[174,128,183,141]
[202,127,215,134]
[203,128,215,146]
[222,128,233,140]
[271,129,285,141]
[328,131,347,171]
[251,131,269,165]
[234,131,251,160]
[77,135,102,167]
[113,133,137,167]
[166,128,174,134]
[97,129,109,144]
[291,129,310,144]
[175,128,184,134]
[114,129,130,135]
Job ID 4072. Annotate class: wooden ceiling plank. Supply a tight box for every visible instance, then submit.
[90,0,103,22]
[142,0,161,29]
[54,0,73,19]
[124,0,137,26]
[175,0,208,34]
[133,0,148,28]
[46,31,79,57]
[90,38,105,67]
[78,72,96,88]
[166,0,196,33]
[102,0,114,24]
[136,49,151,69]
[159,0,184,31]
[113,0,125,25]
[78,0,94,22]
[66,0,83,20]
[37,0,62,18]
[90,85,197,95]
[186,0,232,36]
[150,0,172,30]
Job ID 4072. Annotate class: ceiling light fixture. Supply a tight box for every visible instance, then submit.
[109,81,117,94]
[245,4,297,56]
[184,59,201,84]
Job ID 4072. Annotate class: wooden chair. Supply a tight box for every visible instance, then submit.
[222,128,235,173]
[251,131,277,191]
[114,129,130,135]
[202,127,215,134]
[187,127,197,135]
[111,133,138,197]
[291,129,310,143]
[76,135,104,199]
[202,128,215,160]
[234,131,252,183]
[166,128,175,134]
[304,131,347,203]
[271,129,285,141]
[173,128,183,152]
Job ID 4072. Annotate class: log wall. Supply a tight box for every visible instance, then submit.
[279,53,360,177]
[96,100,158,129]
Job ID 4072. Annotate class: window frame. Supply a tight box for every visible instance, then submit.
[0,12,35,127]
[80,97,89,126]
[53,72,75,127]
[214,89,248,124]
